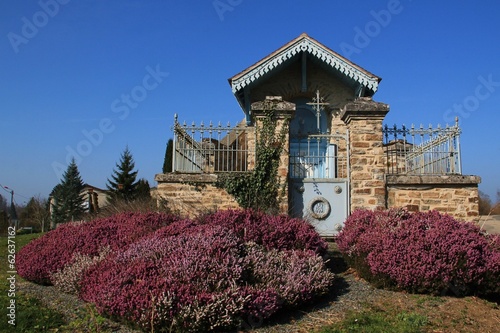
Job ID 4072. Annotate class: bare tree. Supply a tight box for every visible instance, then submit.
[20,195,50,232]
[478,191,492,215]
[492,189,500,215]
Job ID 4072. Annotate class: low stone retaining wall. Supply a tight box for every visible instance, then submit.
[386,175,481,221]
[154,173,239,217]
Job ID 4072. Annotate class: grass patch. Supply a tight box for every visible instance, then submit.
[412,294,446,308]
[317,308,428,333]
[0,293,66,332]
[0,233,67,332]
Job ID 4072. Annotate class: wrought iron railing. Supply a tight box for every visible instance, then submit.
[172,114,255,173]
[383,119,462,175]
[289,132,349,179]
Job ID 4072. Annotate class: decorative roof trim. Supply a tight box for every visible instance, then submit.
[230,33,380,94]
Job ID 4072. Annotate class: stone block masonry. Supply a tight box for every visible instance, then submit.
[156,94,481,224]
[386,175,481,221]
[341,97,390,212]
[251,96,295,214]
[154,173,239,217]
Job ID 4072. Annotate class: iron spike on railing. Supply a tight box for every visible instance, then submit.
[200,121,204,137]
[208,121,213,135]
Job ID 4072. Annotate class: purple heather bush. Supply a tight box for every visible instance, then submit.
[51,247,111,294]
[336,208,410,258]
[18,209,334,332]
[337,209,500,296]
[197,209,328,255]
[244,242,334,306]
[79,225,332,332]
[17,222,82,285]
[80,226,247,331]
[17,212,179,284]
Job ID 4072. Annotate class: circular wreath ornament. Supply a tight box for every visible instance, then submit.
[308,196,331,220]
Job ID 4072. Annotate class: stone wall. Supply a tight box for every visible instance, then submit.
[154,173,239,217]
[251,96,295,214]
[340,97,389,211]
[386,175,481,221]
[157,94,482,222]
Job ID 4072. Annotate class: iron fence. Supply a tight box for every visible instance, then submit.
[172,114,254,173]
[289,132,349,179]
[383,119,462,175]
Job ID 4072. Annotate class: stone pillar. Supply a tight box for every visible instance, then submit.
[251,96,296,213]
[340,97,389,211]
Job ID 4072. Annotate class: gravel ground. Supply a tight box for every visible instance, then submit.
[246,250,399,333]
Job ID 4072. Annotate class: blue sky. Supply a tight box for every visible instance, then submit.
[1,0,499,205]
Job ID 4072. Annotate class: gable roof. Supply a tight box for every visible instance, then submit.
[228,33,381,95]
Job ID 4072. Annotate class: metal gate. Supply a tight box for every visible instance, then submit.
[289,131,350,237]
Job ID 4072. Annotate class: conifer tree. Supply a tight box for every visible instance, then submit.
[0,194,7,212]
[51,159,86,224]
[107,147,139,202]
[136,178,151,200]
[162,139,173,173]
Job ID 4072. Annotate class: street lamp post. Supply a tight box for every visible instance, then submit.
[3,186,18,230]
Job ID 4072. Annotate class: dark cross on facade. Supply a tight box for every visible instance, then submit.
[307,90,329,133]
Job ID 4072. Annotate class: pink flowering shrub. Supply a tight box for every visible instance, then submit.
[79,223,333,332]
[80,226,246,331]
[17,212,179,284]
[197,209,328,255]
[337,209,500,296]
[17,222,81,284]
[244,242,334,306]
[336,208,410,258]
[18,209,334,331]
[79,227,276,331]
[51,247,111,294]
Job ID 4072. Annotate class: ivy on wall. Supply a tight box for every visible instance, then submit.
[216,108,289,213]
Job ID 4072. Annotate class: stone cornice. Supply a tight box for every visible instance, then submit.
[340,97,389,124]
[155,173,219,183]
[251,96,296,112]
[386,174,481,186]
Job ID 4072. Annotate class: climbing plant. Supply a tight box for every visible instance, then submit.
[217,106,289,213]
